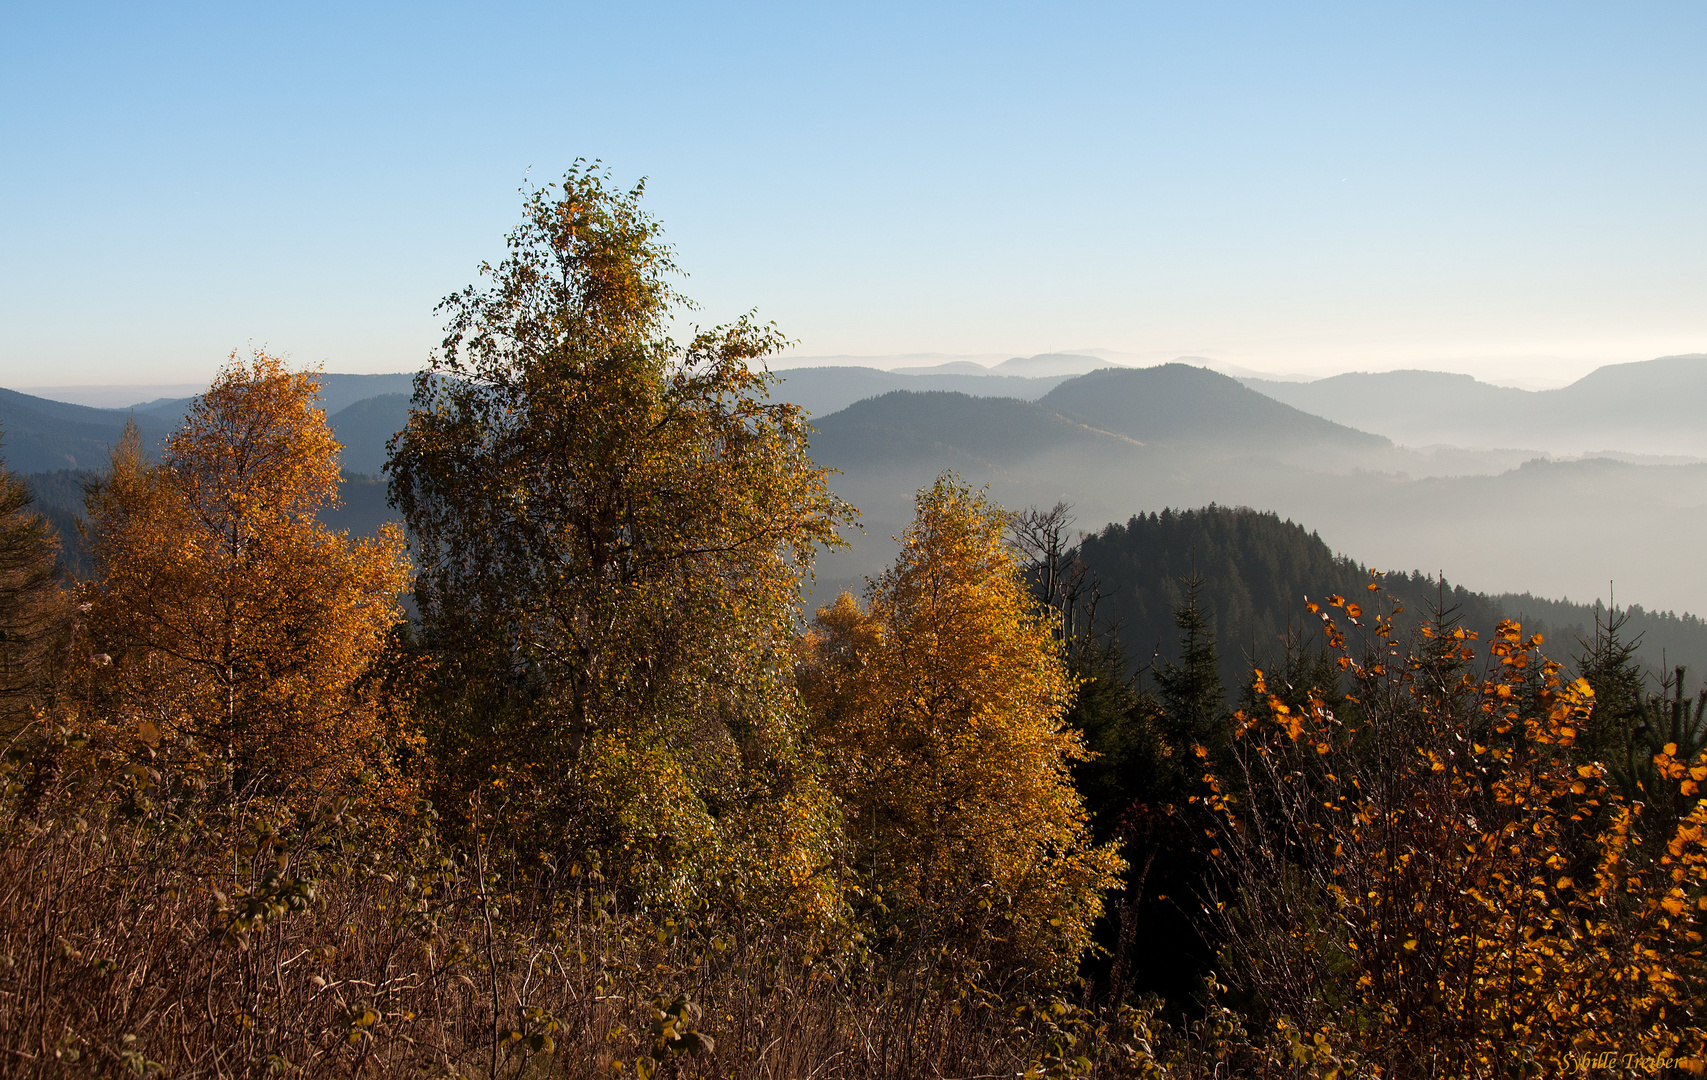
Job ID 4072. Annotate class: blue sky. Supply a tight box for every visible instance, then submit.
[2,1,1703,390]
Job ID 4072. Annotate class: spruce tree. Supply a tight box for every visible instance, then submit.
[1153,571,1226,751]
[0,449,64,735]
[1574,605,1648,777]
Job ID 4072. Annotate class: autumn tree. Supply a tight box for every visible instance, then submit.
[798,475,1123,976]
[80,351,411,803]
[387,165,852,912]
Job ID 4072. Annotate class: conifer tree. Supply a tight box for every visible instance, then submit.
[1153,571,1226,751]
[1008,501,1157,827]
[1574,609,1661,778]
[0,449,65,735]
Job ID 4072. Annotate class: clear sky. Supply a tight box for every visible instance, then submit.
[2,1,1703,391]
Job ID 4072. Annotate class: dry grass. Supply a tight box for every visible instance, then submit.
[0,739,1091,1079]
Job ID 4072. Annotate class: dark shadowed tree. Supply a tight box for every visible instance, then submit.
[1153,571,1226,752]
[0,442,65,735]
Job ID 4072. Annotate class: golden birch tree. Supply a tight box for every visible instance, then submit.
[387,165,852,916]
[1201,591,1707,1074]
[798,475,1123,976]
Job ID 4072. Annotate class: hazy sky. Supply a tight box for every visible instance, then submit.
[3,1,1703,390]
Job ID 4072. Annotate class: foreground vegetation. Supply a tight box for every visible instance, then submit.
[0,168,1702,1077]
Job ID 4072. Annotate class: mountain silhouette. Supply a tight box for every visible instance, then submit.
[989,353,1117,377]
[770,366,1066,418]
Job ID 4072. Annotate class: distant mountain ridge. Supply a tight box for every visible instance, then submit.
[16,353,1704,478]
[10,354,1707,618]
[888,352,1138,378]
[768,366,1068,422]
[809,391,1142,472]
[805,364,1383,482]
[126,373,420,432]
[1244,353,1707,455]
[989,353,1118,377]
[0,388,175,473]
[0,375,420,475]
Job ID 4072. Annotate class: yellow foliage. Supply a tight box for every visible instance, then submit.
[1208,599,1707,1073]
[798,475,1123,975]
[79,349,412,805]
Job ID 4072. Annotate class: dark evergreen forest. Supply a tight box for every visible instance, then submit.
[1077,505,1707,695]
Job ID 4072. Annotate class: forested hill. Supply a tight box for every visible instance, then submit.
[0,376,418,475]
[807,390,1142,469]
[22,468,394,578]
[1079,505,1707,693]
[0,389,175,473]
[1041,364,1387,450]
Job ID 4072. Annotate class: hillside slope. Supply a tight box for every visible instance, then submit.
[0,376,421,478]
[329,394,412,476]
[771,366,1065,418]
[808,391,1141,470]
[0,389,173,473]
[24,467,399,578]
[129,372,420,428]
[1043,364,1388,451]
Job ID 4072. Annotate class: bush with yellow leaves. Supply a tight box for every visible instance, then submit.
[1199,580,1706,1077]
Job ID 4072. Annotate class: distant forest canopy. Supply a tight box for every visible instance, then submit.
[1073,505,1707,695]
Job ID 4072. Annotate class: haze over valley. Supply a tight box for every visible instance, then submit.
[13,350,1707,688]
